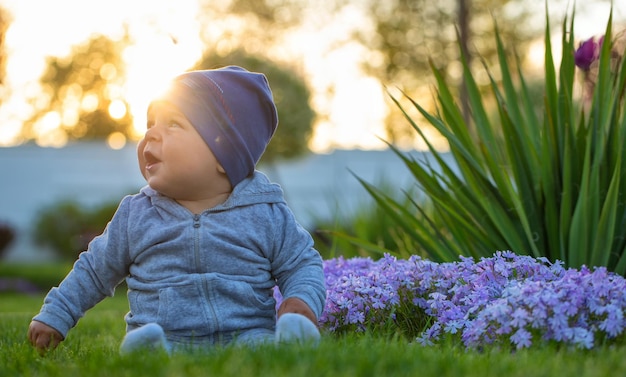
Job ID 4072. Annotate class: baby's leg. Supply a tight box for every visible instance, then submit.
[119,323,169,355]
[275,313,320,345]
[232,328,275,347]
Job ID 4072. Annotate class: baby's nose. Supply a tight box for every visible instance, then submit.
[144,125,162,141]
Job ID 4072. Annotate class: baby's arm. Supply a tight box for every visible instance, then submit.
[270,204,327,326]
[28,198,131,352]
[27,320,64,354]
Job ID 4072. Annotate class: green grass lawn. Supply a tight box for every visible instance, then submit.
[3,291,626,377]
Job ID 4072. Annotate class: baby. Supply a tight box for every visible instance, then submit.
[28,66,326,354]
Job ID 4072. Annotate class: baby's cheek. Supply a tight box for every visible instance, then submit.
[137,138,148,180]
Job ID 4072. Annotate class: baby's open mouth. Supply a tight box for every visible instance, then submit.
[144,150,160,170]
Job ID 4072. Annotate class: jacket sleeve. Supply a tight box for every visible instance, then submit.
[270,203,326,320]
[32,197,132,337]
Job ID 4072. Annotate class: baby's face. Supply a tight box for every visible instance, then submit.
[137,101,230,201]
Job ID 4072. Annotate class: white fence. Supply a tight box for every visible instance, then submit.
[0,143,447,262]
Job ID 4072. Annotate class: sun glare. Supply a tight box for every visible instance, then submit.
[0,0,202,148]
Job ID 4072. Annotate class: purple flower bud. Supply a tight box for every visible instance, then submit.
[574,37,600,71]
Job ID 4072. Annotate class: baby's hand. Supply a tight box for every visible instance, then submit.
[277,297,317,326]
[27,320,64,354]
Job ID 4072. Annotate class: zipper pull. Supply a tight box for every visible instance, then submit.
[193,214,201,228]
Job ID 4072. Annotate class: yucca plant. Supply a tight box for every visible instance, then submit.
[354,6,626,274]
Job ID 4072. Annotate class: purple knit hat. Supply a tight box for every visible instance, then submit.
[156,66,278,187]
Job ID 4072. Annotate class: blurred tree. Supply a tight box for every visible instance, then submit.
[355,0,543,142]
[194,50,315,162]
[359,0,538,87]
[21,33,133,144]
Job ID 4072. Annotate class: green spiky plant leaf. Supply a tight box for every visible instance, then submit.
[344,6,626,274]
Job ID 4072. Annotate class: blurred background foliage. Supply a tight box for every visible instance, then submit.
[32,200,118,262]
[0,0,594,151]
[0,221,15,259]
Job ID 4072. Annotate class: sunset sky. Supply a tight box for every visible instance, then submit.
[0,0,624,151]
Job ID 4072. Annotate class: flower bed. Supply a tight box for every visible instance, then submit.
[278,251,626,350]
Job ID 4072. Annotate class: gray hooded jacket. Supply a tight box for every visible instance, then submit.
[33,171,326,344]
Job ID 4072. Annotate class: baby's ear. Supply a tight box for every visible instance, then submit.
[217,164,227,174]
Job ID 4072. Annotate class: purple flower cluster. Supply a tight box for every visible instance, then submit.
[276,251,626,349]
[412,251,626,349]
[319,254,420,332]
